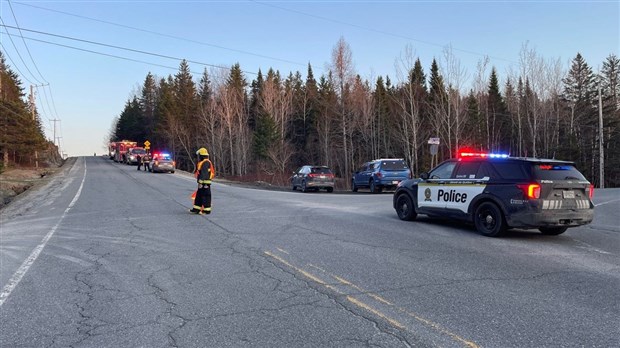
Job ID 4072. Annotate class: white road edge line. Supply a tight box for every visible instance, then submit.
[595,198,620,207]
[0,158,87,307]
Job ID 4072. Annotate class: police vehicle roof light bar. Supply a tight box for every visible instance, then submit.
[459,152,509,159]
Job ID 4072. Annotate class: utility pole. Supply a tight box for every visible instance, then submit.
[30,85,39,169]
[51,118,60,147]
[56,136,62,157]
[598,84,604,189]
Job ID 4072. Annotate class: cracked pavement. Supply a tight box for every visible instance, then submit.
[1,156,619,347]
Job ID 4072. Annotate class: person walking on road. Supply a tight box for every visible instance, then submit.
[190,147,215,215]
[136,154,142,171]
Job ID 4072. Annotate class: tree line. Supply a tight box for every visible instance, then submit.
[0,51,58,171]
[111,39,619,187]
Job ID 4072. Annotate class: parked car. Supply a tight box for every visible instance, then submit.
[291,166,335,192]
[352,159,411,193]
[149,153,175,173]
[125,147,147,165]
[393,151,594,237]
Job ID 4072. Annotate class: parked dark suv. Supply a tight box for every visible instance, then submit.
[352,159,411,193]
[393,152,594,237]
[291,166,335,193]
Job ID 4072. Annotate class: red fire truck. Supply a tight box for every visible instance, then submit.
[109,140,137,163]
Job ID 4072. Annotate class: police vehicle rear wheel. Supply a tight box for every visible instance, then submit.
[351,180,358,192]
[301,181,308,193]
[474,202,506,237]
[396,194,417,221]
[539,226,568,235]
[326,187,333,193]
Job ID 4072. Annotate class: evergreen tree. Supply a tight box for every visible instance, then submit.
[249,69,264,131]
[487,67,509,151]
[115,97,144,142]
[139,72,158,142]
[562,53,598,178]
[0,51,46,167]
[601,54,620,109]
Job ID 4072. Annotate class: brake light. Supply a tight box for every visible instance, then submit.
[172,161,176,167]
[376,172,383,178]
[308,173,317,178]
[518,184,540,199]
[154,161,159,165]
[588,184,594,199]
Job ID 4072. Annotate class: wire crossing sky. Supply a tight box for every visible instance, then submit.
[1,0,617,156]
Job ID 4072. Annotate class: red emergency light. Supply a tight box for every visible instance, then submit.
[459,151,509,159]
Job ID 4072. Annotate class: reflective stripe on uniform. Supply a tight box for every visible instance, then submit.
[193,205,202,210]
[204,207,212,211]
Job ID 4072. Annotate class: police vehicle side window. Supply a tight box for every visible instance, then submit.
[476,163,493,179]
[429,162,456,179]
[491,162,529,180]
[454,162,481,179]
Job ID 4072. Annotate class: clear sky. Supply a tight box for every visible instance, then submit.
[1,0,618,157]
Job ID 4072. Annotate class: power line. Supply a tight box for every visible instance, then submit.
[6,0,48,83]
[0,42,37,84]
[12,1,309,68]
[0,27,258,75]
[0,21,39,84]
[250,0,518,64]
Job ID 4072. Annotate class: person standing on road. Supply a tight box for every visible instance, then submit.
[142,152,151,172]
[136,153,142,171]
[190,147,215,215]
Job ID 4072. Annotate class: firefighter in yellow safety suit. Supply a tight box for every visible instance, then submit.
[190,148,215,214]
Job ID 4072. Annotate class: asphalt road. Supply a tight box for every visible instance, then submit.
[1,156,618,347]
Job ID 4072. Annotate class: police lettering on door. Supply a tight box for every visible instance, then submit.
[418,183,486,211]
[437,189,467,203]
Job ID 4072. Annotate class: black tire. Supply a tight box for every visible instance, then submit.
[291,180,297,191]
[351,180,358,192]
[170,171,175,174]
[370,180,378,194]
[326,187,334,193]
[539,226,568,235]
[301,181,308,193]
[395,194,417,221]
[474,202,506,237]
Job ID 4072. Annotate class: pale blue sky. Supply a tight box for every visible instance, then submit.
[1,0,618,156]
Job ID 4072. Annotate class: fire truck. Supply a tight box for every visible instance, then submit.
[109,140,137,163]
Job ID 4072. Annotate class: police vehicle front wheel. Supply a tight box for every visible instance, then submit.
[474,202,506,237]
[395,194,417,221]
[539,226,568,235]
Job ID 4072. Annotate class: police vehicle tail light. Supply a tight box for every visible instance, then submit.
[376,172,383,178]
[588,184,594,199]
[518,184,541,199]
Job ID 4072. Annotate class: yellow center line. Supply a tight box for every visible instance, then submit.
[276,247,290,255]
[266,251,479,348]
[347,296,405,329]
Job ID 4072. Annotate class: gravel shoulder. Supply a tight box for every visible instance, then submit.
[0,158,74,210]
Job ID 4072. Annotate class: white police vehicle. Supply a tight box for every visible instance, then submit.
[393,152,595,237]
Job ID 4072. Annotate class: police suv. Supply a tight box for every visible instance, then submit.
[393,152,594,237]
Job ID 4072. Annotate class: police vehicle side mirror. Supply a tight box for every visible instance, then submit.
[420,172,429,180]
